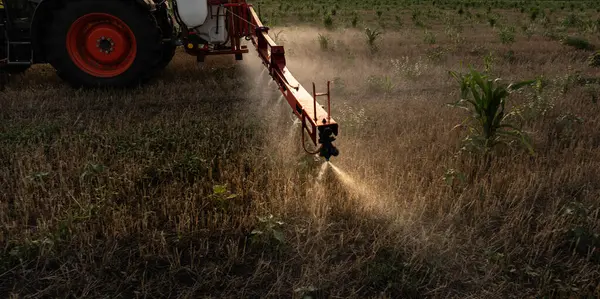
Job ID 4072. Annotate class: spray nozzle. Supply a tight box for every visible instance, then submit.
[318,127,339,161]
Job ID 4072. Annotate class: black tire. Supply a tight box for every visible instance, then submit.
[158,42,177,71]
[154,4,177,71]
[44,0,163,88]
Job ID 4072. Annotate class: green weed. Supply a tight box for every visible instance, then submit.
[499,26,516,44]
[209,184,238,213]
[318,33,331,51]
[562,36,594,50]
[530,7,541,21]
[366,75,394,93]
[250,214,286,246]
[424,30,436,44]
[589,51,600,67]
[323,14,334,29]
[395,15,403,28]
[484,52,495,74]
[584,84,599,103]
[351,13,359,27]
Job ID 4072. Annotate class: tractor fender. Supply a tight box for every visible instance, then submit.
[28,0,157,63]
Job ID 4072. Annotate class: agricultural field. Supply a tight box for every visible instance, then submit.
[2,0,600,298]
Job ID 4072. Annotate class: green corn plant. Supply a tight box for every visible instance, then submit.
[317,33,330,51]
[449,68,535,157]
[364,27,382,53]
[483,52,495,74]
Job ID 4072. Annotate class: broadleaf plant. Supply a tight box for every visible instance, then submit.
[250,214,286,246]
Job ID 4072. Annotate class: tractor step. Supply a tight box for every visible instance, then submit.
[12,18,31,30]
[6,41,32,65]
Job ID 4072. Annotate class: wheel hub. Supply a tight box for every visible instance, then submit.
[84,25,129,64]
[67,13,137,78]
[97,37,114,53]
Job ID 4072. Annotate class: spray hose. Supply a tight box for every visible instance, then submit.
[301,125,320,155]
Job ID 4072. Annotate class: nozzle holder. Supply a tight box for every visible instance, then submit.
[318,126,339,161]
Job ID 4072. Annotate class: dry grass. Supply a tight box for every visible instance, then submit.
[2,19,600,299]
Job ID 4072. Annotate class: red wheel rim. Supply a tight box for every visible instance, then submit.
[67,13,137,78]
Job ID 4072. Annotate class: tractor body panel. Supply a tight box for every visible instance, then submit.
[0,0,35,65]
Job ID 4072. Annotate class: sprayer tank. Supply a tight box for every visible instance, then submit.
[175,0,209,28]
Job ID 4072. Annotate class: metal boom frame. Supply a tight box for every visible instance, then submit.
[223,1,340,160]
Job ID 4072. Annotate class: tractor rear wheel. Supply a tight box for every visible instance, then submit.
[154,4,177,71]
[44,0,163,88]
[158,42,177,71]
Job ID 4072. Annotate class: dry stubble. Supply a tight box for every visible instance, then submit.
[1,25,600,298]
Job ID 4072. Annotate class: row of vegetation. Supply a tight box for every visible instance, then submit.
[257,0,600,29]
[314,29,599,70]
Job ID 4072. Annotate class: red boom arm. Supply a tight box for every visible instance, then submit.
[222,1,340,160]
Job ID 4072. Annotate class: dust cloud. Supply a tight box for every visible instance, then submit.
[229,26,408,225]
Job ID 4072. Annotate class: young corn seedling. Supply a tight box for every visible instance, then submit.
[449,68,535,160]
[317,33,331,51]
[364,27,382,53]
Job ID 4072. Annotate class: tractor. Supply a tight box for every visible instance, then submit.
[0,0,340,160]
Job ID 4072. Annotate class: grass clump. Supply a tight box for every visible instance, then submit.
[584,84,599,103]
[498,26,516,44]
[424,30,436,44]
[351,13,359,27]
[530,7,541,21]
[317,34,330,51]
[562,13,582,27]
[562,36,595,50]
[395,15,403,28]
[588,51,600,67]
[323,14,334,29]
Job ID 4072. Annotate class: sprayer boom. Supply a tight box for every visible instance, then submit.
[219,1,339,160]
